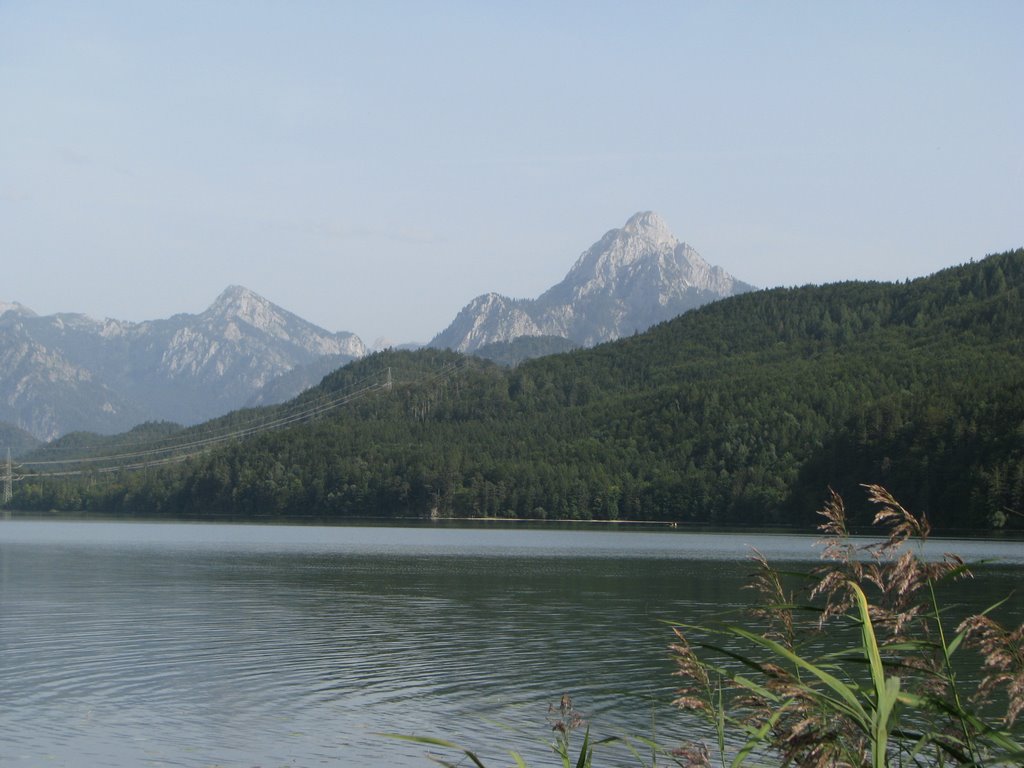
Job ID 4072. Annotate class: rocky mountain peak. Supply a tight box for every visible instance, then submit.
[621,211,676,245]
[203,284,289,333]
[209,284,266,311]
[217,284,259,302]
[0,300,37,318]
[430,212,756,354]
[563,211,688,290]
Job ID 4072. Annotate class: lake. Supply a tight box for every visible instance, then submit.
[1,521,1021,767]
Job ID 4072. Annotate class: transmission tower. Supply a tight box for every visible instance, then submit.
[3,448,11,505]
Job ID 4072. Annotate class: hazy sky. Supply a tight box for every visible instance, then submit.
[2,2,1021,344]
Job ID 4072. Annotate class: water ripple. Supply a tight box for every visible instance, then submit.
[2,523,1020,767]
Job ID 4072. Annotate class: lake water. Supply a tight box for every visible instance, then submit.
[1,521,1021,767]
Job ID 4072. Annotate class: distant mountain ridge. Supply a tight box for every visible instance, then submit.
[4,212,750,439]
[430,212,755,352]
[0,287,366,440]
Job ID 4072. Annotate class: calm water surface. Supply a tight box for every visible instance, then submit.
[1,521,1021,767]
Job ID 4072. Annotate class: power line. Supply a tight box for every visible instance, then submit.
[25,369,392,461]
[11,376,380,479]
[22,378,384,467]
[13,360,473,481]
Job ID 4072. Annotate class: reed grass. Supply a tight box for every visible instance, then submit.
[390,485,1023,766]
[670,485,1024,767]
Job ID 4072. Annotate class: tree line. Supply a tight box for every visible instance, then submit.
[12,249,1024,532]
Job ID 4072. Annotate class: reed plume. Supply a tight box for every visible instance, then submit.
[670,485,1024,767]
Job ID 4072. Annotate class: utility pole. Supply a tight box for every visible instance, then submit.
[385,367,393,392]
[3,448,11,506]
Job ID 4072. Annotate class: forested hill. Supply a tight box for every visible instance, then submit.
[0,422,41,458]
[13,249,1024,532]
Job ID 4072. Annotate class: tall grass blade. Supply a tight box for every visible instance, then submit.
[725,624,871,726]
[573,728,591,768]
[849,581,899,768]
[378,733,490,768]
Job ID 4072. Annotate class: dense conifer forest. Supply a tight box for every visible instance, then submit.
[10,249,1024,532]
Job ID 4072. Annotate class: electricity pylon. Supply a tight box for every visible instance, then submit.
[3,448,11,505]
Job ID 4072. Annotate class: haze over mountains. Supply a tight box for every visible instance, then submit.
[1,212,750,441]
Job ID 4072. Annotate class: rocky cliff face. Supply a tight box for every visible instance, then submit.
[0,287,366,440]
[428,294,543,354]
[430,212,755,353]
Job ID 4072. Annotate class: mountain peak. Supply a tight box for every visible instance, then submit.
[430,212,755,353]
[206,285,275,322]
[200,286,367,357]
[214,285,262,305]
[0,300,37,318]
[621,211,675,244]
